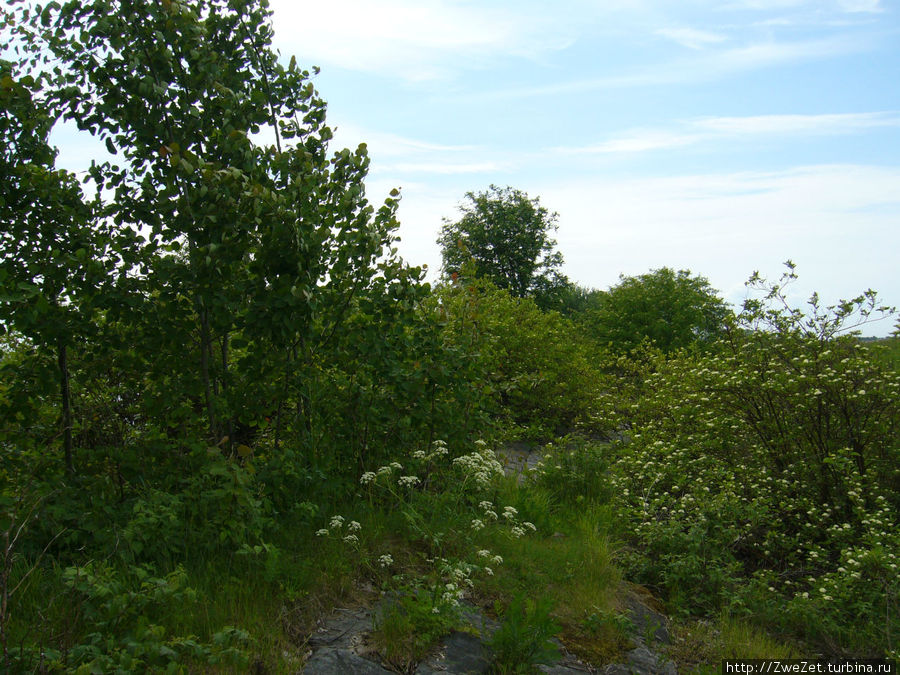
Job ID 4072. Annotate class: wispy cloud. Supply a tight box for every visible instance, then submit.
[269,0,573,82]
[382,162,507,175]
[541,164,900,310]
[655,27,729,49]
[331,124,481,159]
[554,111,900,156]
[694,111,900,134]
[559,130,701,155]
[476,33,868,100]
[835,0,882,12]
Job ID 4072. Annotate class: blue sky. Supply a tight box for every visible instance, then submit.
[265,0,900,334]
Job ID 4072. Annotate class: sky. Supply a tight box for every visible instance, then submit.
[263,0,900,335]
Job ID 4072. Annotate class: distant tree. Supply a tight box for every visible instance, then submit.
[593,268,731,353]
[438,185,566,303]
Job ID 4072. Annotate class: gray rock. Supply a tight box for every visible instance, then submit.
[624,596,670,645]
[415,630,491,674]
[303,647,393,675]
[308,607,373,649]
[603,645,677,675]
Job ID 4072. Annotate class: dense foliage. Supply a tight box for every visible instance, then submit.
[610,267,899,655]
[435,279,612,440]
[588,267,731,353]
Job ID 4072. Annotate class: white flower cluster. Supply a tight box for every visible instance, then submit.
[398,475,420,488]
[316,514,362,545]
[411,439,450,462]
[452,443,504,489]
[433,558,476,609]
[470,500,536,538]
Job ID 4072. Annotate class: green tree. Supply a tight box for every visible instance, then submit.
[0,55,110,475]
[592,267,730,353]
[22,0,414,458]
[437,185,566,303]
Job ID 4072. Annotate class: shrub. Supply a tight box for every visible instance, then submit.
[611,266,899,655]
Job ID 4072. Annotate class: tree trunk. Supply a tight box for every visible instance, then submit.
[58,340,74,475]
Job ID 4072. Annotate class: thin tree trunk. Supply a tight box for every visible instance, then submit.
[199,305,217,440]
[58,340,74,475]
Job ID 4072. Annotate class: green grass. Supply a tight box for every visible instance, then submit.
[666,615,802,669]
[5,441,816,674]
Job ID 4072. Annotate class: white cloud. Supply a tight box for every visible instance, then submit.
[542,164,900,318]
[477,33,867,100]
[383,162,507,175]
[694,112,900,134]
[330,123,480,159]
[556,130,701,155]
[655,27,729,50]
[554,112,900,155]
[269,0,573,82]
[835,0,882,12]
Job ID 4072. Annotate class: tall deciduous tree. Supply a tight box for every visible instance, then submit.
[0,56,109,474]
[438,185,566,303]
[5,0,421,469]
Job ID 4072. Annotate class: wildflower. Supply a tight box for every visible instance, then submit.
[477,549,491,558]
[347,520,361,532]
[479,501,493,511]
[377,554,393,568]
[329,515,345,529]
[398,475,420,488]
[342,534,359,544]
[360,472,376,484]
[491,555,503,565]
[484,567,493,576]
[315,529,329,537]
[502,506,518,519]
[471,519,485,531]
[389,462,403,470]
[523,522,536,531]
[511,526,526,538]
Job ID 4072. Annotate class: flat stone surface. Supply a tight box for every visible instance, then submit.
[603,645,677,675]
[301,595,675,674]
[415,630,491,674]
[308,607,373,649]
[624,595,671,645]
[303,647,394,675]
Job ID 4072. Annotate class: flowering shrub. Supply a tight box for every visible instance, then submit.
[315,440,536,664]
[612,268,899,655]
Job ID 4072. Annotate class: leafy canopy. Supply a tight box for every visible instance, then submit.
[592,267,731,353]
[438,185,566,303]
